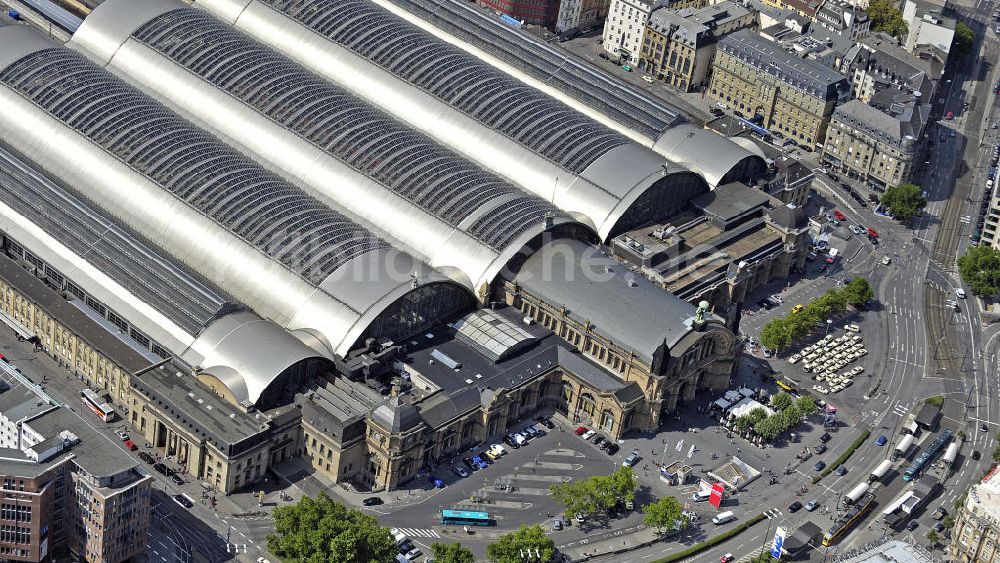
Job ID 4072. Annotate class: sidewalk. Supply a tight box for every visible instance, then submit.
[560,526,664,562]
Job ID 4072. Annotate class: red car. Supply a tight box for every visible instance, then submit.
[945,111,954,120]
[867,227,879,238]
[720,554,735,563]
[833,210,846,221]
[574,426,589,436]
[124,439,138,451]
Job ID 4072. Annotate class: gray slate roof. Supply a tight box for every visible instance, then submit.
[513,239,697,364]
[719,30,850,100]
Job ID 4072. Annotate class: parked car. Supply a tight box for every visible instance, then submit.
[552,518,563,531]
[720,554,735,563]
[124,439,138,451]
[581,430,596,441]
[813,461,826,471]
[471,456,489,470]
[593,435,606,446]
[363,496,384,506]
[875,435,888,446]
[463,457,477,471]
[819,433,832,443]
[973,450,982,460]
[603,443,620,455]
[153,462,167,475]
[622,451,640,467]
[933,522,945,533]
[805,499,820,511]
[906,520,919,531]
[453,465,469,478]
[173,494,194,509]
[138,452,155,464]
[788,501,803,513]
[835,465,848,476]
[575,512,585,523]
[477,449,494,464]
[503,435,520,449]
[170,474,185,486]
[574,426,589,436]
[115,430,130,441]
[428,477,444,489]
[813,443,827,455]
[932,507,947,520]
[535,416,555,429]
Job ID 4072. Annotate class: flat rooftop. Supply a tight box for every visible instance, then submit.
[131,365,278,455]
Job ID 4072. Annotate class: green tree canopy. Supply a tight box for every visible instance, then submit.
[868,0,909,38]
[610,466,639,502]
[926,530,940,546]
[843,278,874,307]
[760,318,793,351]
[266,492,397,563]
[550,478,600,516]
[550,467,638,516]
[796,395,817,416]
[880,183,927,221]
[955,21,974,54]
[431,541,476,563]
[487,525,556,563]
[643,496,686,532]
[771,391,793,411]
[958,245,1000,297]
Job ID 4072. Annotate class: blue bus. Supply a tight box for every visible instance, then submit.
[441,510,492,526]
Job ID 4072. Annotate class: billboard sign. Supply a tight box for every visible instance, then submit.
[770,526,786,559]
[709,481,725,508]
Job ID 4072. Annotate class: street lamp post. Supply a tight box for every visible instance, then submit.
[825,319,833,336]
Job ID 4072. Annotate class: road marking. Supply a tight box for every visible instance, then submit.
[395,528,441,538]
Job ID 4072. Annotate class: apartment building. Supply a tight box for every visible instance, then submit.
[814,0,870,39]
[760,0,822,19]
[604,0,663,64]
[708,30,851,149]
[640,1,755,91]
[0,362,151,562]
[902,0,955,56]
[951,468,1000,563]
[556,0,611,33]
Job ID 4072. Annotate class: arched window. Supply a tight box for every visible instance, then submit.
[579,393,596,416]
[562,381,574,402]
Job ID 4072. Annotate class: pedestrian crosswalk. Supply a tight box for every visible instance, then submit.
[960,215,972,224]
[893,403,909,417]
[394,528,441,539]
[763,508,783,519]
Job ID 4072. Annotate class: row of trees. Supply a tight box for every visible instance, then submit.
[958,245,1000,297]
[733,393,817,440]
[267,492,556,563]
[549,466,639,517]
[759,278,873,351]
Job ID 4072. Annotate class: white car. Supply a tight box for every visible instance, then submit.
[490,444,508,457]
[881,256,892,266]
[815,373,826,382]
[850,334,862,342]
[831,384,844,393]
[842,379,853,387]
[642,75,654,83]
[814,386,829,394]
[716,102,728,110]
[851,366,865,375]
[581,430,596,440]
[857,348,868,357]
[789,354,801,364]
[844,324,860,333]
[849,225,863,235]
[823,334,835,342]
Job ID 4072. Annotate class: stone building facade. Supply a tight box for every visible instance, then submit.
[951,468,1000,563]
[708,30,850,149]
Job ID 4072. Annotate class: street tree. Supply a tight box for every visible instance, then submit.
[771,391,793,411]
[431,541,476,563]
[550,479,600,516]
[880,183,927,221]
[796,395,817,416]
[955,21,974,54]
[760,318,793,351]
[958,245,1000,296]
[267,491,398,563]
[735,414,755,434]
[868,0,909,37]
[926,530,941,547]
[842,278,874,307]
[610,466,639,502]
[643,496,686,532]
[487,525,556,563]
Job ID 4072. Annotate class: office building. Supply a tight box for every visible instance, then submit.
[951,468,1000,563]
[556,0,611,34]
[708,30,851,149]
[604,0,662,64]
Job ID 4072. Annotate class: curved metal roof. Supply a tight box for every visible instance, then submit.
[192,0,706,240]
[182,312,327,406]
[0,25,467,358]
[652,123,768,187]
[71,0,582,289]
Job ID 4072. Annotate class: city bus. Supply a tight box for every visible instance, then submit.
[81,389,115,422]
[441,510,492,526]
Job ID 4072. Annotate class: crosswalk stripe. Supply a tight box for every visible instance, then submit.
[397,528,440,538]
